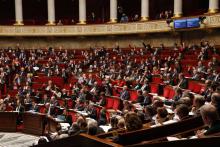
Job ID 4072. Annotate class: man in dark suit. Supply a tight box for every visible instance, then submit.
[119,86,130,101]
[136,90,144,104]
[177,73,188,89]
[16,99,25,113]
[16,99,25,125]
[141,80,150,92]
[141,90,152,106]
[30,101,39,112]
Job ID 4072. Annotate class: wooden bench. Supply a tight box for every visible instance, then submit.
[114,116,204,145]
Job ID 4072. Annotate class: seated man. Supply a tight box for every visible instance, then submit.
[196,104,220,137]
[177,73,188,89]
[141,90,152,106]
[211,92,220,115]
[30,100,39,112]
[116,86,130,101]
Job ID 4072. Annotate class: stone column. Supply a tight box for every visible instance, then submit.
[208,0,219,13]
[14,0,23,25]
[174,0,182,18]
[78,0,86,24]
[110,0,117,23]
[141,0,149,21]
[47,0,56,25]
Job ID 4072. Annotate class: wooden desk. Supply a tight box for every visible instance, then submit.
[23,112,46,136]
[0,112,18,132]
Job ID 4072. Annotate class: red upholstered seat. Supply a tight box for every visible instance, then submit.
[95,106,102,119]
[106,97,114,109]
[8,90,18,97]
[68,111,78,122]
[63,84,71,91]
[113,87,121,97]
[106,111,110,123]
[5,106,13,111]
[67,99,73,109]
[51,77,64,87]
[193,84,202,93]
[58,64,66,68]
[32,83,43,90]
[69,77,77,84]
[130,90,138,102]
[112,99,120,110]
[188,81,195,91]
[152,77,162,84]
[39,105,46,113]
[163,87,170,98]
[57,99,65,107]
[200,85,206,94]
[168,89,176,99]
[150,84,159,94]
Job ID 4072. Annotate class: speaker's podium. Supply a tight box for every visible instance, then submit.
[23,112,46,136]
[0,112,18,132]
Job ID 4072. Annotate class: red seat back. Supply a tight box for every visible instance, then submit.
[39,105,46,113]
[152,77,162,84]
[130,90,138,102]
[113,99,120,110]
[67,99,73,109]
[150,84,159,94]
[188,81,195,91]
[57,99,65,107]
[193,84,202,93]
[168,89,176,99]
[5,106,13,111]
[106,97,114,109]
[68,111,78,122]
[163,87,170,98]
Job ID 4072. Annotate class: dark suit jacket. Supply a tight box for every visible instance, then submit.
[31,105,39,112]
[137,95,145,103]
[141,96,152,106]
[179,78,188,89]
[120,90,130,100]
[204,120,220,135]
[16,105,25,113]
[100,97,106,107]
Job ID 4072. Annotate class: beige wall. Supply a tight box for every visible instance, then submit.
[0,29,219,49]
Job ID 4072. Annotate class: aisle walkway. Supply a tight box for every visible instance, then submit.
[0,132,39,147]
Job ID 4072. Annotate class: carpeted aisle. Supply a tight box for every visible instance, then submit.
[0,133,39,147]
